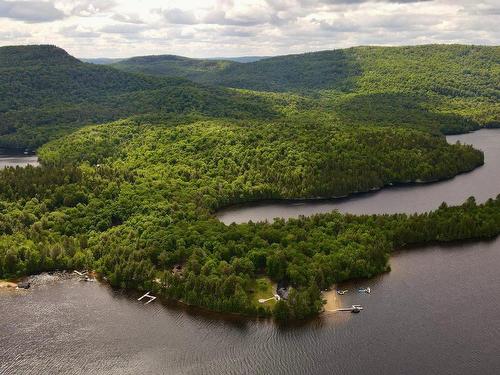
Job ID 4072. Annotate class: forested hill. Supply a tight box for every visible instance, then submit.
[0,45,79,67]
[112,45,500,128]
[1,44,498,150]
[110,55,270,77]
[111,55,237,82]
[0,45,275,149]
[112,45,500,94]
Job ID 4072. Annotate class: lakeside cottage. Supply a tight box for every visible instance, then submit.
[277,280,289,300]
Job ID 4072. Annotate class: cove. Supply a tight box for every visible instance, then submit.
[217,129,500,224]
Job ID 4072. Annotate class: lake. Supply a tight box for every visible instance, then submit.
[0,149,39,169]
[1,239,499,375]
[1,129,500,375]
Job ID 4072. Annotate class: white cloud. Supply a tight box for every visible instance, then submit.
[161,8,198,25]
[63,0,116,17]
[112,12,145,24]
[0,0,65,23]
[60,25,100,38]
[0,29,32,40]
[100,23,148,34]
[0,0,497,57]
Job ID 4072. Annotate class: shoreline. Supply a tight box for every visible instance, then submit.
[215,163,483,223]
[0,272,351,323]
[216,128,499,222]
[2,229,497,322]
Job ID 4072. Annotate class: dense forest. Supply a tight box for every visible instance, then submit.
[0,45,276,149]
[1,45,499,149]
[0,118,493,321]
[0,44,499,321]
[111,55,237,83]
[113,45,500,130]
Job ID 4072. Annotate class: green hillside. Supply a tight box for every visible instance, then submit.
[0,45,275,149]
[111,55,236,82]
[2,44,498,149]
[113,45,500,128]
[113,45,499,96]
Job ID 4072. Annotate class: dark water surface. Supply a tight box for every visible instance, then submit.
[1,239,500,375]
[218,129,500,224]
[1,129,500,375]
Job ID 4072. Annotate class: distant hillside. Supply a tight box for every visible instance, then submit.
[88,56,267,66]
[208,56,269,63]
[111,55,237,83]
[113,45,499,94]
[1,44,498,148]
[0,45,276,148]
[80,57,124,65]
[0,45,79,67]
[112,45,499,127]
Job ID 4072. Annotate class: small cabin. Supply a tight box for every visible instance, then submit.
[277,287,289,300]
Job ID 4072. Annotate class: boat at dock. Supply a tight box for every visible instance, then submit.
[329,304,364,313]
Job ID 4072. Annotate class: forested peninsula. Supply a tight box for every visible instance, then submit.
[1,45,499,321]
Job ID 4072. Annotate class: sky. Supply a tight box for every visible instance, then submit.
[0,0,498,58]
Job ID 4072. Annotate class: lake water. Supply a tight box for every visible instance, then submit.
[1,129,500,375]
[2,239,500,375]
[0,149,39,169]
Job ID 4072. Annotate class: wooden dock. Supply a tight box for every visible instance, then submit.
[138,292,156,305]
[258,295,279,303]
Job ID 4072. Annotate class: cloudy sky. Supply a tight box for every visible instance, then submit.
[0,0,498,58]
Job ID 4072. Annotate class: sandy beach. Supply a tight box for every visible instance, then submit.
[0,280,18,290]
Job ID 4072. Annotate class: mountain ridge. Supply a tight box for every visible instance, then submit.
[0,45,277,149]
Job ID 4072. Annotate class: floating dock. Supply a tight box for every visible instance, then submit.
[138,292,156,305]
